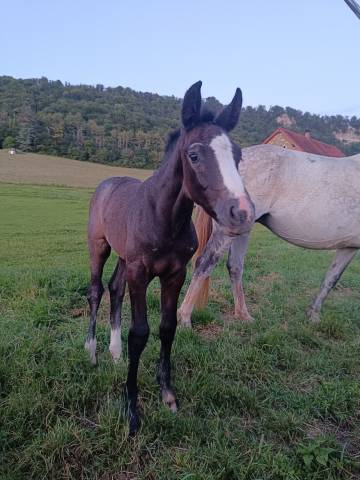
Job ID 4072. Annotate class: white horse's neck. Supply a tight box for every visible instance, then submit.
[239,145,285,217]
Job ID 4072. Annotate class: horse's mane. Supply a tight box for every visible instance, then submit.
[161,108,216,166]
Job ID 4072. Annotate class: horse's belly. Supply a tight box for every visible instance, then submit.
[265,213,360,250]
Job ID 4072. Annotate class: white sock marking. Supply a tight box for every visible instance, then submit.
[109,328,122,361]
[85,338,97,365]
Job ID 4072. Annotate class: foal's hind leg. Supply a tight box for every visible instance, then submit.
[85,238,111,365]
[227,233,252,322]
[307,247,358,322]
[178,230,232,328]
[108,258,126,362]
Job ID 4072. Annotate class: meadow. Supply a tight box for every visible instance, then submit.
[1,179,360,479]
[0,150,152,187]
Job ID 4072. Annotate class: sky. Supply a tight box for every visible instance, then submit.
[1,0,360,116]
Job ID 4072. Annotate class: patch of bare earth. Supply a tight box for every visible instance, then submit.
[333,127,360,144]
[70,307,87,318]
[195,323,223,340]
[305,416,360,462]
[276,113,296,128]
[333,283,356,298]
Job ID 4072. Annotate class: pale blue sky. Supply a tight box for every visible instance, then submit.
[1,0,359,116]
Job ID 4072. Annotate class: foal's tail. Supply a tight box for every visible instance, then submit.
[192,206,213,310]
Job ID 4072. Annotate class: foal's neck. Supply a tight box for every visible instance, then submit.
[150,149,193,237]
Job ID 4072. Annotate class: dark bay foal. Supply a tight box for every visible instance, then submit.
[86,81,254,434]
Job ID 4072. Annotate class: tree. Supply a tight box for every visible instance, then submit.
[2,136,15,148]
[0,75,359,166]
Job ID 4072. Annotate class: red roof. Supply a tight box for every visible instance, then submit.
[263,127,344,157]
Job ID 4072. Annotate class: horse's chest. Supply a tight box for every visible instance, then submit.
[143,241,197,276]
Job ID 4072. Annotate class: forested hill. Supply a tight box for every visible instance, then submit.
[1,76,359,168]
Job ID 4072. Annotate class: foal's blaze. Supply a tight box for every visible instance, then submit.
[180,82,254,235]
[85,81,254,435]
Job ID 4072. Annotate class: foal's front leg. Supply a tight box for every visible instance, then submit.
[125,264,151,435]
[158,268,187,412]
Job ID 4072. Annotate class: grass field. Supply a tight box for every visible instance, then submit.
[0,150,152,187]
[1,182,360,479]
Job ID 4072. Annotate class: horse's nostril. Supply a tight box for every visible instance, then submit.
[229,204,247,224]
[238,209,247,224]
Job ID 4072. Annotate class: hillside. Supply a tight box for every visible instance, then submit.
[1,76,360,168]
[0,150,152,188]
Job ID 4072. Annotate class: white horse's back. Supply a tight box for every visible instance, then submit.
[241,145,360,249]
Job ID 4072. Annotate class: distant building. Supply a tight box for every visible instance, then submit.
[263,127,344,157]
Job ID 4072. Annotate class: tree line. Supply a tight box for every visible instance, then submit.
[1,76,359,168]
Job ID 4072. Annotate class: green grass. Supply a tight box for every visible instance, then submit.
[1,182,360,479]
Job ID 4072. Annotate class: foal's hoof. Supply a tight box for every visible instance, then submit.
[162,389,178,413]
[109,347,123,364]
[123,386,140,436]
[307,307,321,323]
[85,339,97,366]
[128,413,140,437]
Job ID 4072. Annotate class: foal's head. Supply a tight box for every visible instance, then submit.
[179,81,254,235]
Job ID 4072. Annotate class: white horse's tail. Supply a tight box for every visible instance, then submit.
[192,206,213,309]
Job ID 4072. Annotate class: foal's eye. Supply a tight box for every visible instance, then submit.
[188,152,199,163]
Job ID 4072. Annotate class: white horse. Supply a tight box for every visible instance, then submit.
[178,144,360,326]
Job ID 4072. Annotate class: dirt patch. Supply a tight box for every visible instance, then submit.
[305,417,360,461]
[195,322,223,340]
[333,127,360,145]
[70,307,87,318]
[333,284,356,298]
[276,113,296,128]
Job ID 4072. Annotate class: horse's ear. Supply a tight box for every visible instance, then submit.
[182,81,202,130]
[215,88,242,132]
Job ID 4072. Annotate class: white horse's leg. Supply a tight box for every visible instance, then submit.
[178,230,232,328]
[226,233,253,322]
[177,276,208,328]
[307,247,358,322]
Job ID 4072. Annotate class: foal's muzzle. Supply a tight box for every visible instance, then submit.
[216,195,255,234]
